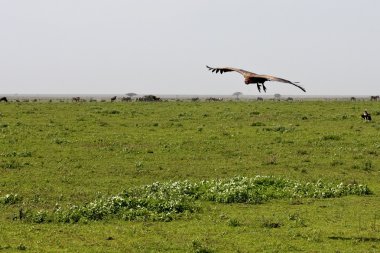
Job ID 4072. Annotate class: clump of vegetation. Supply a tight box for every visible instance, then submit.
[201,176,371,202]
[322,134,341,141]
[16,244,27,251]
[20,176,371,223]
[263,126,295,133]
[47,181,200,223]
[250,111,260,116]
[1,160,23,169]
[363,160,373,171]
[330,159,344,167]
[53,138,70,145]
[191,240,213,253]
[288,213,307,227]
[250,122,265,127]
[260,216,282,228]
[101,109,121,115]
[0,194,22,205]
[227,218,241,227]
[297,150,308,155]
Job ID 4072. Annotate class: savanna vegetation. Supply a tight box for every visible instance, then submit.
[0,99,380,252]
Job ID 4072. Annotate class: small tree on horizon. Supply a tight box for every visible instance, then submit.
[274,93,281,100]
[126,93,137,98]
[233,92,243,100]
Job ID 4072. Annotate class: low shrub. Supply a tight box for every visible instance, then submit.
[0,194,22,205]
[21,176,371,223]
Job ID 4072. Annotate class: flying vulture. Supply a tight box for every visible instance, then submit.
[206,66,305,93]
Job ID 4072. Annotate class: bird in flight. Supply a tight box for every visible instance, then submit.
[206,66,305,93]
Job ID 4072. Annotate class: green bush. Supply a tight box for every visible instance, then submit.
[0,194,22,205]
[22,176,371,223]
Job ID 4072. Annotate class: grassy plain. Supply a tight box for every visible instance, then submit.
[1,99,380,252]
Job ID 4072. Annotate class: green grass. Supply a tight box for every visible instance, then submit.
[1,100,380,252]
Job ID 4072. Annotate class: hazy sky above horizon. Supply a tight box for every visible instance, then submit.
[1,0,379,96]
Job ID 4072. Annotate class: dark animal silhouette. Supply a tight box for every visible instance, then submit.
[0,97,8,102]
[206,66,305,93]
[121,97,132,102]
[362,110,372,121]
[110,96,117,102]
[350,97,356,101]
[72,97,80,102]
[257,97,263,101]
[137,95,161,102]
[206,97,223,101]
[370,96,379,101]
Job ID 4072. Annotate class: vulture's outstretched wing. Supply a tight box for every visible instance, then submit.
[258,75,306,92]
[206,66,256,77]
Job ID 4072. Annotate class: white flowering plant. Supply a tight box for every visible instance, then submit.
[16,176,371,223]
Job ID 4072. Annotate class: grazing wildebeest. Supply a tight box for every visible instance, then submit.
[110,96,117,102]
[72,97,80,102]
[257,97,263,101]
[121,97,131,102]
[0,97,8,102]
[361,110,372,121]
[370,96,379,101]
[350,97,356,101]
[137,95,161,102]
[206,97,223,102]
[286,97,293,101]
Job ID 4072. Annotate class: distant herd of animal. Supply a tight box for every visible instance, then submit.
[1,95,379,103]
[0,95,377,121]
[0,95,162,103]
[70,95,161,102]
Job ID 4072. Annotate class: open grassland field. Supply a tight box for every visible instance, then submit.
[1,100,380,252]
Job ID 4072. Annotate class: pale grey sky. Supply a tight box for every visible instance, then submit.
[1,0,379,95]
